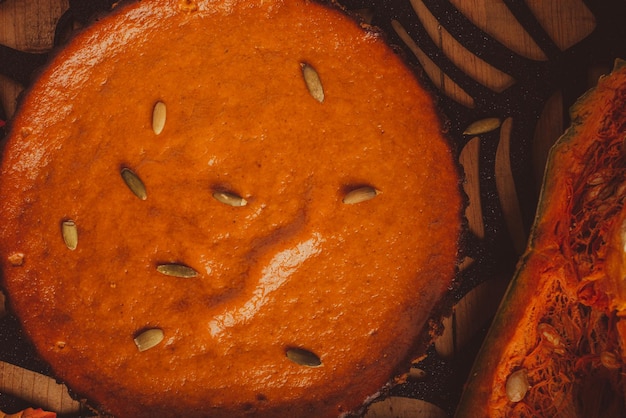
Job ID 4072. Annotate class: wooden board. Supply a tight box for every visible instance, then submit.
[0,0,613,416]
[0,0,68,117]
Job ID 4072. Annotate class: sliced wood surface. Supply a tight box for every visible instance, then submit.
[0,0,68,117]
[0,362,81,415]
[395,0,597,360]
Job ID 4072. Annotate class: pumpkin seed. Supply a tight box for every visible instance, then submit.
[213,191,247,207]
[301,63,324,103]
[537,322,562,348]
[152,101,167,135]
[286,347,322,367]
[121,168,147,200]
[616,181,626,199]
[586,171,608,186]
[342,186,380,205]
[134,328,164,352]
[598,183,616,201]
[600,351,621,369]
[505,369,530,403]
[62,220,78,250]
[409,367,427,380]
[463,117,501,135]
[583,186,601,203]
[157,263,199,278]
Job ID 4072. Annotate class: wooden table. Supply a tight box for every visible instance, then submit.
[0,0,621,416]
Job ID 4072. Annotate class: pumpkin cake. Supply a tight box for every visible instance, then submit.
[0,0,461,416]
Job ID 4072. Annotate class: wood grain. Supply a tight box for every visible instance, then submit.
[405,0,596,363]
[0,0,68,117]
[0,362,81,415]
[366,398,447,418]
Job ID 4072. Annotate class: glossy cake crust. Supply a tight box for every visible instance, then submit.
[0,0,461,416]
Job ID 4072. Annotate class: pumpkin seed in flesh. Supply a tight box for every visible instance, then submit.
[600,351,621,369]
[152,101,167,135]
[505,369,530,402]
[342,186,380,205]
[134,328,164,352]
[62,220,78,250]
[157,263,199,278]
[213,191,247,207]
[286,347,322,367]
[537,322,562,348]
[121,168,147,200]
[301,63,324,103]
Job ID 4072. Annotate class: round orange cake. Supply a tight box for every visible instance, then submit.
[0,0,461,417]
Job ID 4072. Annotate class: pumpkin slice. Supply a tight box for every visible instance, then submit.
[456,59,626,417]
